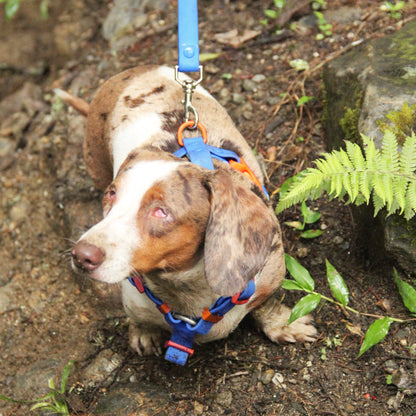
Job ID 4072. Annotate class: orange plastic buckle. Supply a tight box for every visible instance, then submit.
[201,308,223,323]
[165,340,194,356]
[158,303,172,314]
[177,121,207,146]
[229,158,263,191]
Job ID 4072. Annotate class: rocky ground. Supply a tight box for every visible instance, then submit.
[1,0,416,415]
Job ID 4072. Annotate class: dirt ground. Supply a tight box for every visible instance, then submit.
[1,0,416,415]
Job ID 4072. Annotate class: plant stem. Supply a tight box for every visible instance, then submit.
[309,290,416,323]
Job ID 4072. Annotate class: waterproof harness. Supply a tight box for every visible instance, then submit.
[128,0,267,366]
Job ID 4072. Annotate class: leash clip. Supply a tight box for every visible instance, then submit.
[175,65,204,129]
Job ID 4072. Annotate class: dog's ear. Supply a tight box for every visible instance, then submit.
[204,168,277,296]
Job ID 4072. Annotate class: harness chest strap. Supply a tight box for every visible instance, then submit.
[128,276,255,365]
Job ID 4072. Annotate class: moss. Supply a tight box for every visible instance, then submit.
[339,93,364,144]
[340,107,360,142]
[377,102,416,146]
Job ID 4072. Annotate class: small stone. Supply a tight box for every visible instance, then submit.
[204,63,220,74]
[260,369,275,385]
[9,199,29,223]
[215,390,232,407]
[252,74,266,83]
[232,93,245,104]
[193,401,204,414]
[242,79,257,92]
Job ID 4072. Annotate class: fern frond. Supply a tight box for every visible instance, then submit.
[404,182,416,220]
[400,133,416,178]
[276,132,416,220]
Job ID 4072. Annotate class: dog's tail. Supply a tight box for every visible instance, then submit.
[54,88,90,116]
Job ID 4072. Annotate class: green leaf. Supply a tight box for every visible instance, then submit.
[300,229,323,239]
[301,201,321,224]
[284,254,315,291]
[264,9,278,19]
[60,360,74,394]
[40,0,49,19]
[200,52,222,62]
[284,220,304,230]
[289,59,309,72]
[5,0,21,19]
[281,279,305,291]
[358,316,392,357]
[394,269,416,313]
[297,96,314,106]
[287,293,321,325]
[326,260,349,306]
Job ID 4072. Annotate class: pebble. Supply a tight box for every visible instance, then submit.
[0,282,14,314]
[260,369,275,385]
[252,74,266,83]
[0,137,15,170]
[215,390,233,407]
[9,199,29,222]
[242,79,257,92]
[232,93,245,104]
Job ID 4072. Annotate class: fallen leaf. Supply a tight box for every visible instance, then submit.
[213,29,261,47]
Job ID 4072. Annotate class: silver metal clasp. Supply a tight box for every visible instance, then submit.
[175,65,204,129]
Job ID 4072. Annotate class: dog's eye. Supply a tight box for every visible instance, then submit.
[109,189,116,200]
[151,207,168,218]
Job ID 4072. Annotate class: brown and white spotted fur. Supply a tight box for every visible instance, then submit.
[68,65,317,356]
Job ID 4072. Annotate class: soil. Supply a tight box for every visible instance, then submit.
[1,1,415,415]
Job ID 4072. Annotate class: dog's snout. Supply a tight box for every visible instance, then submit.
[72,241,105,272]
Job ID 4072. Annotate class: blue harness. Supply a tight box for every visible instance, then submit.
[128,275,255,366]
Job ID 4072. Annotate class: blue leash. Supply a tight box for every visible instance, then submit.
[177,0,200,73]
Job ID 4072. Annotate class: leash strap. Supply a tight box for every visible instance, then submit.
[177,0,200,72]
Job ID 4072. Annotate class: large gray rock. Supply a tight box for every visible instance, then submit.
[102,0,169,48]
[323,20,416,272]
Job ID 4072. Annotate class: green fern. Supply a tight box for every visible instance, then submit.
[276,131,416,220]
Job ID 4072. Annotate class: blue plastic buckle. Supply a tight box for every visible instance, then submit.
[177,0,199,72]
[165,332,195,366]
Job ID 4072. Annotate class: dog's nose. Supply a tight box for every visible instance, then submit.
[71,241,105,272]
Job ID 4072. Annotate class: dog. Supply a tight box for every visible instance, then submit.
[67,65,317,363]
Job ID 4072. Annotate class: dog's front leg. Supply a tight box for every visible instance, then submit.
[251,296,318,343]
[121,280,170,356]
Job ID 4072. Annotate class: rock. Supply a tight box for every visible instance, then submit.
[322,20,416,272]
[91,383,170,416]
[0,82,45,121]
[215,390,233,408]
[323,7,362,25]
[252,74,266,83]
[102,0,169,47]
[0,137,16,171]
[0,282,15,314]
[242,79,258,92]
[260,368,275,385]
[81,349,123,388]
[13,359,60,399]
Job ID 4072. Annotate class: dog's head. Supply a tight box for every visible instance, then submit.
[71,149,277,296]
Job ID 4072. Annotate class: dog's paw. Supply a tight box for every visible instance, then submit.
[252,298,318,343]
[266,313,318,343]
[128,324,166,356]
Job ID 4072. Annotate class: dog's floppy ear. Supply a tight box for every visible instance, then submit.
[204,168,277,296]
